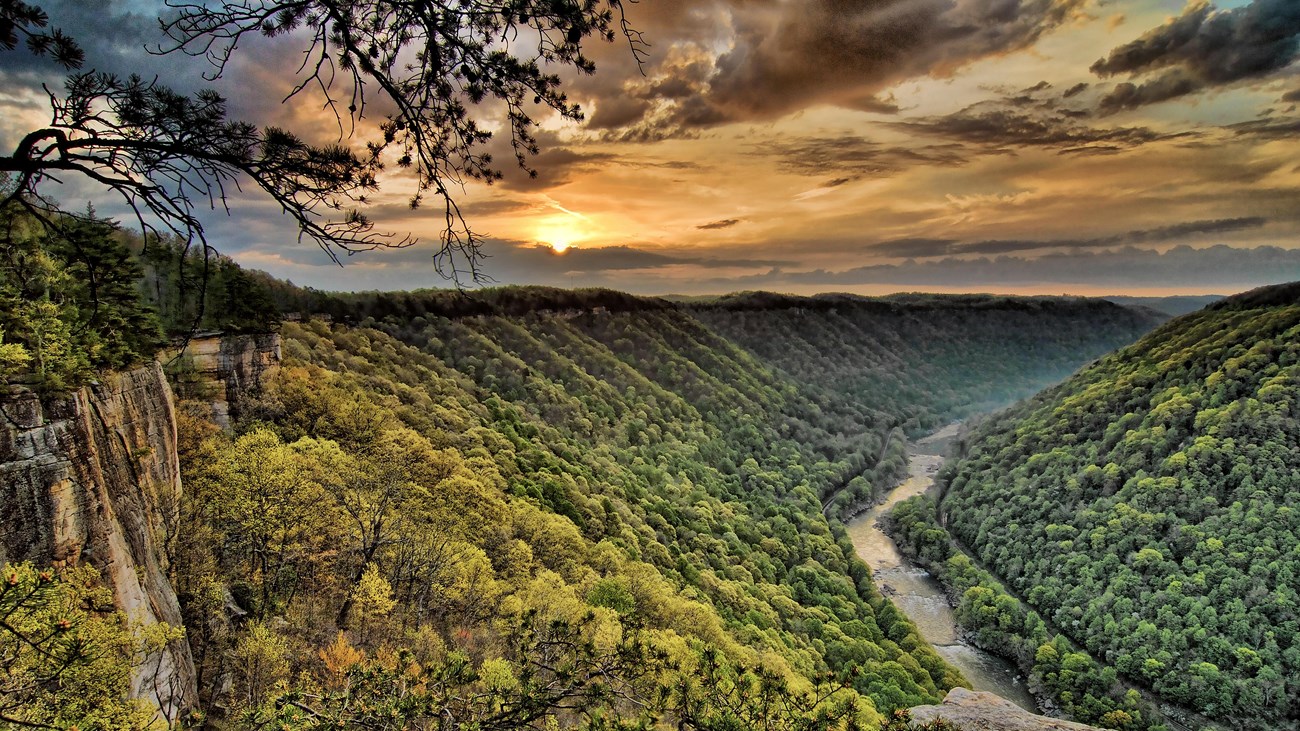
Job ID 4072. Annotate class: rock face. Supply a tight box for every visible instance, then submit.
[910,688,1106,731]
[169,333,281,429]
[0,363,198,722]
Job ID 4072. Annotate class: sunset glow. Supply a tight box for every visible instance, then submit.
[3,0,1298,295]
[536,218,585,254]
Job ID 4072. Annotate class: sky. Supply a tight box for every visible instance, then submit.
[3,0,1300,296]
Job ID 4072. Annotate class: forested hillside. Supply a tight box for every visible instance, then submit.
[162,286,1162,725]
[174,313,956,726]
[938,282,1300,729]
[693,293,1161,435]
[304,288,1163,517]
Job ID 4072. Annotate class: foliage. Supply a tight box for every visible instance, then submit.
[137,235,280,335]
[0,329,30,379]
[0,562,159,731]
[231,621,291,710]
[938,283,1300,728]
[0,205,163,390]
[173,311,983,722]
[250,613,864,731]
[157,279,1155,725]
[886,496,1160,730]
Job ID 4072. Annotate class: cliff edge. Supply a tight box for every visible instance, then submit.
[168,332,281,429]
[0,363,198,722]
[911,688,1106,730]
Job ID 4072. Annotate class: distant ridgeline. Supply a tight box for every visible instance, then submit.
[939,281,1300,729]
[690,291,1163,436]
[287,286,1163,438]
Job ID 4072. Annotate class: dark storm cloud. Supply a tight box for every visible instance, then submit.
[697,218,741,230]
[1091,0,1300,113]
[869,217,1268,258]
[764,135,968,183]
[0,0,162,77]
[1097,74,1202,114]
[588,0,1089,134]
[707,0,1085,121]
[0,0,225,151]
[596,122,704,144]
[888,102,1183,152]
[0,0,332,152]
[1284,88,1300,102]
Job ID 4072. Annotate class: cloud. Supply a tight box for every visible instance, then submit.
[585,0,1090,135]
[868,217,1269,258]
[1097,74,1202,114]
[1091,0,1300,113]
[459,198,541,218]
[497,146,619,192]
[765,244,1300,289]
[0,0,165,77]
[1226,116,1300,139]
[764,135,969,183]
[697,218,741,230]
[868,238,961,258]
[538,245,785,271]
[222,231,792,290]
[888,102,1184,153]
[1284,88,1300,103]
[519,244,684,271]
[1062,82,1090,98]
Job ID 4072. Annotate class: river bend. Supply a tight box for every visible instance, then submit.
[845,447,1038,712]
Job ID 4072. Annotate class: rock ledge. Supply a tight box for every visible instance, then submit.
[910,688,1105,730]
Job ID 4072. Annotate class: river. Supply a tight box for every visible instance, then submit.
[845,433,1039,712]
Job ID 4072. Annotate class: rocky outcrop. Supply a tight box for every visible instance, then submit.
[0,363,198,722]
[168,333,281,429]
[910,688,1106,730]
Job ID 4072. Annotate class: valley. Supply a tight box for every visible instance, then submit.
[3,1,1297,727]
[2,227,1297,731]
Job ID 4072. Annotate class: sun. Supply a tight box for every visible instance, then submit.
[536,219,583,254]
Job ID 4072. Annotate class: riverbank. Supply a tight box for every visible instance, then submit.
[845,446,1038,712]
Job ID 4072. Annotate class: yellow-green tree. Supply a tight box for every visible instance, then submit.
[0,562,156,730]
[212,428,339,617]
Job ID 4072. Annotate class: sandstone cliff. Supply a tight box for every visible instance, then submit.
[911,688,1107,730]
[0,363,198,721]
[168,333,281,429]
